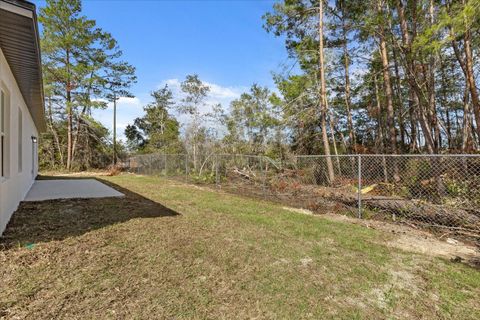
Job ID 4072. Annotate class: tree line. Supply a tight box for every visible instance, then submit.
[39,0,480,172]
[264,0,480,157]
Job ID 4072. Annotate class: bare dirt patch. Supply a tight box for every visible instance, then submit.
[282,207,479,267]
[41,170,113,177]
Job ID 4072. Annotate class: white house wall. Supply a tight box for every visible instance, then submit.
[0,47,39,235]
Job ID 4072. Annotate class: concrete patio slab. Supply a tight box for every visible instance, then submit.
[24,179,124,201]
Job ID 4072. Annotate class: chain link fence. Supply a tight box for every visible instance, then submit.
[126,153,480,241]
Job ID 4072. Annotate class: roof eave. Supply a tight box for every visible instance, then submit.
[0,0,46,133]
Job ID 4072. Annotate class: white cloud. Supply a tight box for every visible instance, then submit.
[159,78,245,115]
[206,82,244,99]
[117,96,142,106]
[160,78,246,100]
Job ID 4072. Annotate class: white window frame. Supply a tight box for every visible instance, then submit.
[0,88,9,181]
[18,107,22,173]
[1,90,5,179]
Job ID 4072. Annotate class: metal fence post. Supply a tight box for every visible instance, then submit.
[185,154,189,182]
[148,155,153,176]
[357,154,362,219]
[215,154,220,187]
[164,154,168,177]
[262,156,267,199]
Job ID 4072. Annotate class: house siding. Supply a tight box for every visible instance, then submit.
[0,46,39,235]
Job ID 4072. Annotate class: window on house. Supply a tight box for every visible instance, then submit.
[18,108,22,173]
[1,90,5,178]
[1,89,9,179]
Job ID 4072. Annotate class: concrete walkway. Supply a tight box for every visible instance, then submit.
[24,179,124,201]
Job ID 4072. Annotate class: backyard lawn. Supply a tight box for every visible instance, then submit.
[0,174,479,319]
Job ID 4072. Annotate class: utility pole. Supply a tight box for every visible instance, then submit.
[113,91,117,165]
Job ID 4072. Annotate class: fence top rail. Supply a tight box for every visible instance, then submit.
[294,154,480,158]
[128,153,480,160]
[130,153,266,158]
[216,153,266,158]
[130,153,187,157]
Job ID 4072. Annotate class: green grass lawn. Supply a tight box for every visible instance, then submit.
[1,174,479,319]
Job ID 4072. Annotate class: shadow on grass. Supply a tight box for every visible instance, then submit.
[0,175,179,249]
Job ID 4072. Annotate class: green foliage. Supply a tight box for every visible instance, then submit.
[178,74,210,116]
[39,117,116,170]
[273,73,321,154]
[224,84,282,154]
[177,74,217,164]
[189,172,216,184]
[413,0,480,54]
[39,0,136,169]
[126,86,183,154]
[40,0,131,107]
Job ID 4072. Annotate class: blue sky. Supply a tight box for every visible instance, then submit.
[34,0,289,140]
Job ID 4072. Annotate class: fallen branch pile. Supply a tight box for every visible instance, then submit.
[313,188,480,232]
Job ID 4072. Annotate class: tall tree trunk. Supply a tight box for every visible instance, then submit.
[66,49,73,170]
[427,0,441,151]
[439,56,453,149]
[193,114,199,171]
[397,0,417,152]
[72,70,95,163]
[447,0,480,145]
[47,97,64,166]
[426,0,445,196]
[409,91,418,152]
[66,102,72,170]
[391,42,406,149]
[463,28,480,143]
[387,8,406,150]
[374,74,389,182]
[71,106,87,163]
[340,4,356,152]
[318,0,335,183]
[377,1,397,154]
[328,111,342,173]
[377,0,399,180]
[462,87,474,152]
[445,107,452,149]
